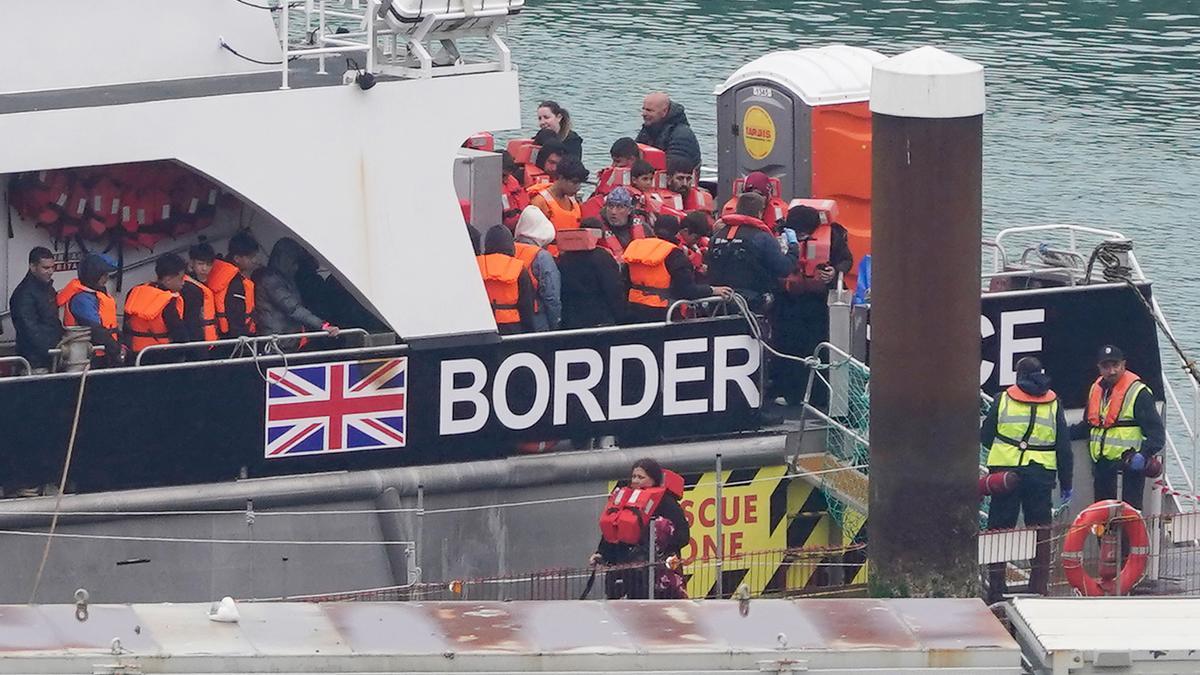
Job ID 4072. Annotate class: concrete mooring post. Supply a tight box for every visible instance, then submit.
[867,47,985,598]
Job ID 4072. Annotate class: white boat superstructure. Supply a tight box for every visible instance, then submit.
[1,0,522,340]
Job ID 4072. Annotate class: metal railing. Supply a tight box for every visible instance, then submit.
[0,356,32,376]
[133,328,371,366]
[277,0,377,90]
[282,543,869,603]
[981,511,1200,598]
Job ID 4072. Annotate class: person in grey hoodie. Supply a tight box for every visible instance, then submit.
[252,237,340,348]
[513,205,562,331]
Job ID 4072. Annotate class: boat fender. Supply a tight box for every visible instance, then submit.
[979,470,1019,497]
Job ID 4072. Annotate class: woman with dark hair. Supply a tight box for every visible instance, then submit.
[535,100,583,159]
[590,457,690,599]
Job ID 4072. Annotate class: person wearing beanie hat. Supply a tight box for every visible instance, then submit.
[597,186,647,262]
[980,356,1073,602]
[1069,344,1165,514]
[720,171,789,229]
[478,224,538,334]
[772,203,854,408]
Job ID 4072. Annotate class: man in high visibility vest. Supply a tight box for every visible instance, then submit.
[980,356,1073,601]
[1070,344,1165,511]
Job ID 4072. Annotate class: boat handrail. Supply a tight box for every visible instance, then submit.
[666,295,726,323]
[134,328,372,366]
[992,223,1129,252]
[0,356,32,376]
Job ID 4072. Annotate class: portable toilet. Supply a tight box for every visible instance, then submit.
[715,45,886,283]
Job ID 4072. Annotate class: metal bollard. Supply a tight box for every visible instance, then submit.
[59,327,93,373]
[647,516,656,600]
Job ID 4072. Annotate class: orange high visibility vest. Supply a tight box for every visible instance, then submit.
[205,259,256,335]
[124,284,181,353]
[624,238,677,309]
[477,253,525,325]
[58,278,118,336]
[184,275,218,342]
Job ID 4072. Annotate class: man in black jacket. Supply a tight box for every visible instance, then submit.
[706,192,799,309]
[558,222,625,329]
[636,92,702,169]
[10,247,62,373]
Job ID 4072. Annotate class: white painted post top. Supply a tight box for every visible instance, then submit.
[870,46,985,119]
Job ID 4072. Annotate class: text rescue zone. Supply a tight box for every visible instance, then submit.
[440,336,762,434]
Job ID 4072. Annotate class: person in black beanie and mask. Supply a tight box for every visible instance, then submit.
[772,203,852,408]
[980,356,1073,602]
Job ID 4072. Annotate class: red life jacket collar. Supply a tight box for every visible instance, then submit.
[1005,384,1056,404]
[720,213,772,235]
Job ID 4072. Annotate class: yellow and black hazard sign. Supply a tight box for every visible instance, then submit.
[607,464,868,597]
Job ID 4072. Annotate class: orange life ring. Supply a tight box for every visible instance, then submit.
[1061,499,1148,596]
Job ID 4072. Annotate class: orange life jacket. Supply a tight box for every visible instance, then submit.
[512,242,543,312]
[477,253,525,325]
[206,259,256,336]
[797,225,833,278]
[684,186,715,214]
[625,238,677,309]
[58,279,118,338]
[1006,384,1057,404]
[501,174,531,229]
[124,283,182,353]
[718,213,774,237]
[599,485,666,545]
[184,275,218,342]
[598,470,684,546]
[535,188,582,233]
[1086,371,1142,428]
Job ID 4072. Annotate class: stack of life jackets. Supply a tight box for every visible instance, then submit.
[8,162,222,251]
[57,278,119,342]
[624,238,678,309]
[123,283,182,353]
[501,173,531,230]
[206,259,256,336]
[476,252,527,328]
[599,469,685,546]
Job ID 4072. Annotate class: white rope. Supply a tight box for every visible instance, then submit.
[29,363,90,603]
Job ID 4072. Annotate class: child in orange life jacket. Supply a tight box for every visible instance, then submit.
[677,210,712,281]
[630,159,655,195]
[124,253,191,361]
[184,242,219,347]
[590,458,690,600]
[530,156,587,234]
[501,151,531,230]
[214,232,262,339]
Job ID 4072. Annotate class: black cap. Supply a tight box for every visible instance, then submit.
[1097,345,1125,363]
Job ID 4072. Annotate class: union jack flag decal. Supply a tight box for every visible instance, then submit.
[264,358,407,458]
